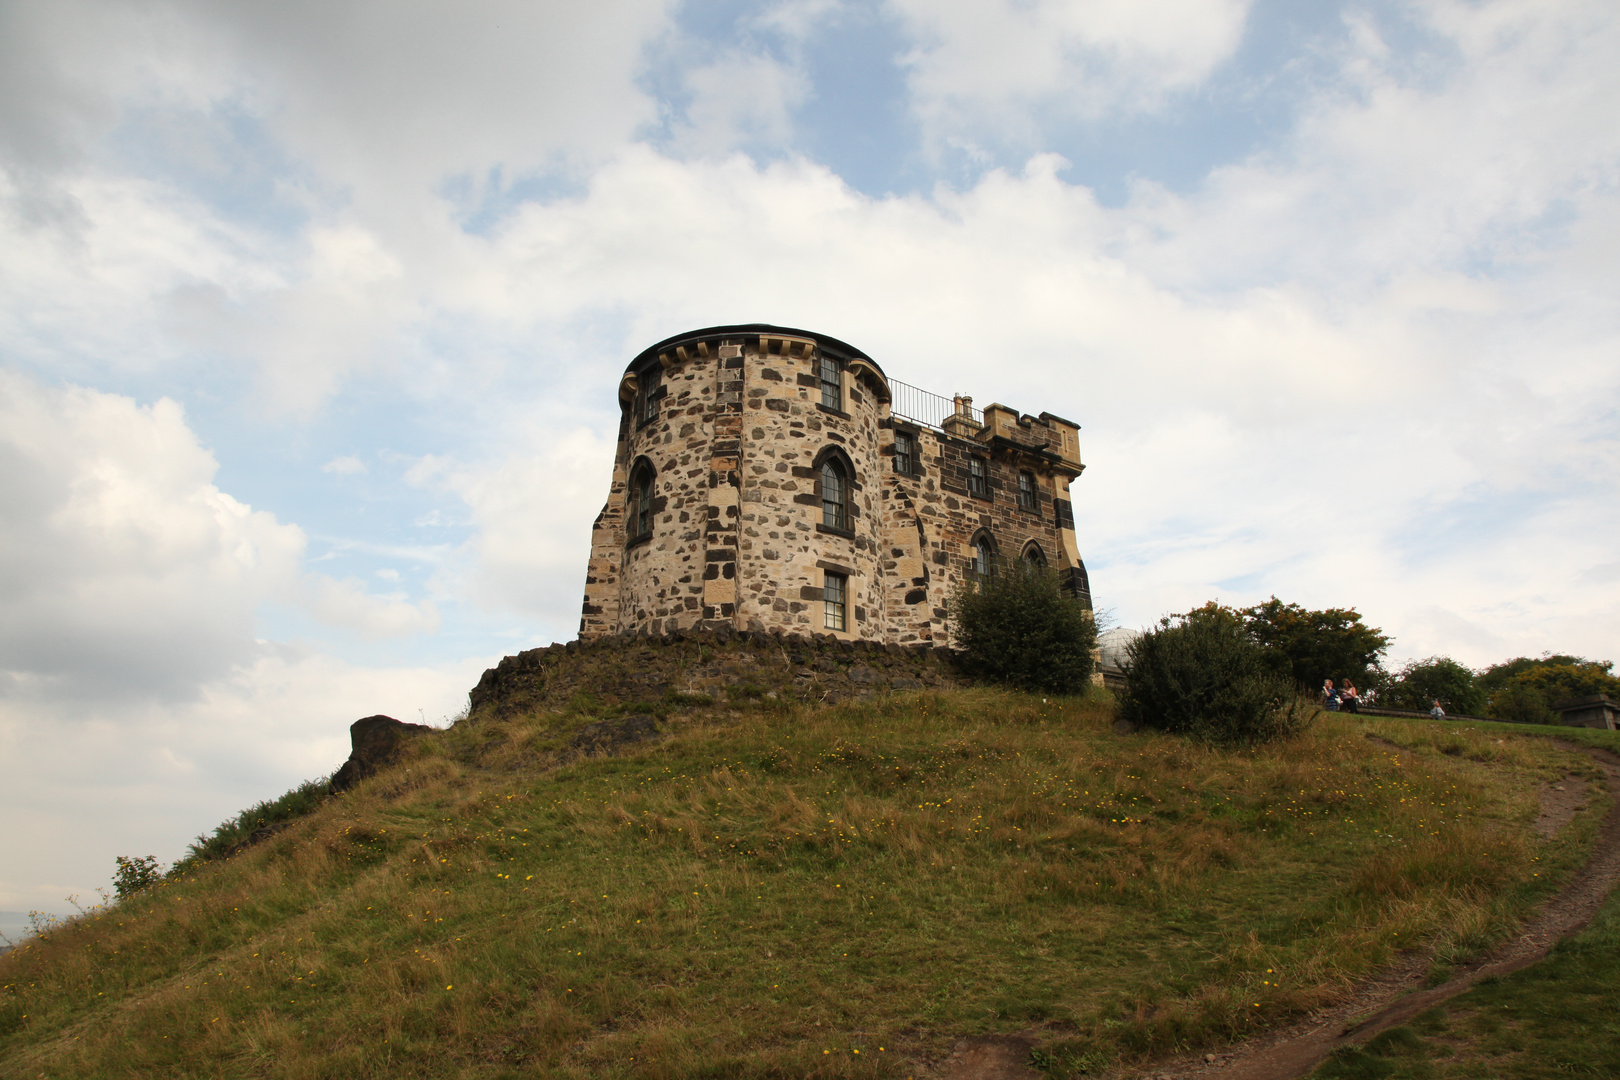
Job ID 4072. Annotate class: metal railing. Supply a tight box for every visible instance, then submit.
[888,378,982,430]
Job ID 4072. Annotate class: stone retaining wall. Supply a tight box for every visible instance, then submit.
[468,629,968,721]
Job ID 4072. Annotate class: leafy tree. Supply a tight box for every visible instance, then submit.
[1236,597,1391,691]
[1470,656,1620,722]
[1489,662,1620,720]
[1119,607,1308,746]
[1489,680,1555,725]
[1477,655,1587,701]
[1380,657,1486,714]
[946,560,1097,694]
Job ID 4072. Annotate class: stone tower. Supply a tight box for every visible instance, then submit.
[580,324,1090,645]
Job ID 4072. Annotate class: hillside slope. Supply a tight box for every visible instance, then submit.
[0,684,1608,1079]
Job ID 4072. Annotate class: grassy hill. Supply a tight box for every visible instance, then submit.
[0,682,1610,1079]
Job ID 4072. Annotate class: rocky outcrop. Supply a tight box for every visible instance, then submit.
[329,714,434,793]
[571,715,659,755]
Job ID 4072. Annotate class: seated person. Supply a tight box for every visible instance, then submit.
[1341,681,1361,714]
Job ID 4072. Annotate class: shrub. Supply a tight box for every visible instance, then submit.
[946,561,1097,694]
[169,777,330,873]
[1119,609,1308,745]
[1235,596,1391,691]
[1380,657,1485,714]
[1494,662,1620,714]
[112,855,164,900]
[1489,680,1555,724]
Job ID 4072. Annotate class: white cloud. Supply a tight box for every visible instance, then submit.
[406,424,616,631]
[303,575,439,639]
[0,648,489,912]
[672,49,809,156]
[320,454,368,476]
[888,0,1253,147]
[0,370,304,701]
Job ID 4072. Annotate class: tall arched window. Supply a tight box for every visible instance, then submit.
[821,458,848,529]
[628,461,656,541]
[973,531,997,579]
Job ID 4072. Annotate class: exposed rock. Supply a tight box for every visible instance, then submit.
[330,715,434,793]
[571,715,659,756]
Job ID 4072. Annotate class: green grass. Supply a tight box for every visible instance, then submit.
[0,690,1610,1079]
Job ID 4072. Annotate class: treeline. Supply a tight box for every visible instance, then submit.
[1180,598,1620,721]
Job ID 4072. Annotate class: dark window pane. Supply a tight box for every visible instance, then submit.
[824,572,847,630]
[1018,471,1036,510]
[894,432,912,474]
[968,457,987,497]
[975,536,994,577]
[631,468,655,538]
[819,357,840,409]
[642,366,660,423]
[821,460,846,529]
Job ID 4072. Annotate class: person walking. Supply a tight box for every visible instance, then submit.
[1323,679,1341,711]
[1341,681,1361,714]
[1430,699,1446,721]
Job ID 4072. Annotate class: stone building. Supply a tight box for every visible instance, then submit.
[579,324,1091,646]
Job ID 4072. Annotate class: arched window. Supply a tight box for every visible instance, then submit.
[821,458,848,530]
[972,531,997,579]
[1022,541,1047,568]
[627,460,656,541]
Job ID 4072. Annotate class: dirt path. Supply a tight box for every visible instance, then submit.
[1123,741,1620,1080]
[934,740,1620,1080]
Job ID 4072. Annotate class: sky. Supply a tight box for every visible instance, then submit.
[1,0,1617,914]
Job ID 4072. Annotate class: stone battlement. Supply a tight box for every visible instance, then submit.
[581,324,1090,646]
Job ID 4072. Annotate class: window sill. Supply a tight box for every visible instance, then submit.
[815,522,855,540]
[816,403,851,420]
[625,532,652,550]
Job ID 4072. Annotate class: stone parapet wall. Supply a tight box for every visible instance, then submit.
[468,629,968,721]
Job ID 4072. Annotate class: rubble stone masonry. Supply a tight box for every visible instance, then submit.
[581,324,1090,647]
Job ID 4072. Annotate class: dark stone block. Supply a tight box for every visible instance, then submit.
[330,715,434,794]
[572,714,660,756]
[904,588,928,605]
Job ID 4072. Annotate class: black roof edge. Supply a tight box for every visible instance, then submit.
[1037,411,1081,430]
[625,324,885,380]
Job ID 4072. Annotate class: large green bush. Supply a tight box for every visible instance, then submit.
[1378,656,1486,714]
[1235,596,1391,691]
[1119,608,1308,745]
[946,561,1097,694]
[1484,659,1620,721]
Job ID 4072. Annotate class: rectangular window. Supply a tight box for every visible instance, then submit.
[819,356,841,409]
[894,431,913,475]
[641,365,661,423]
[823,572,847,631]
[968,456,988,498]
[1018,471,1037,510]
